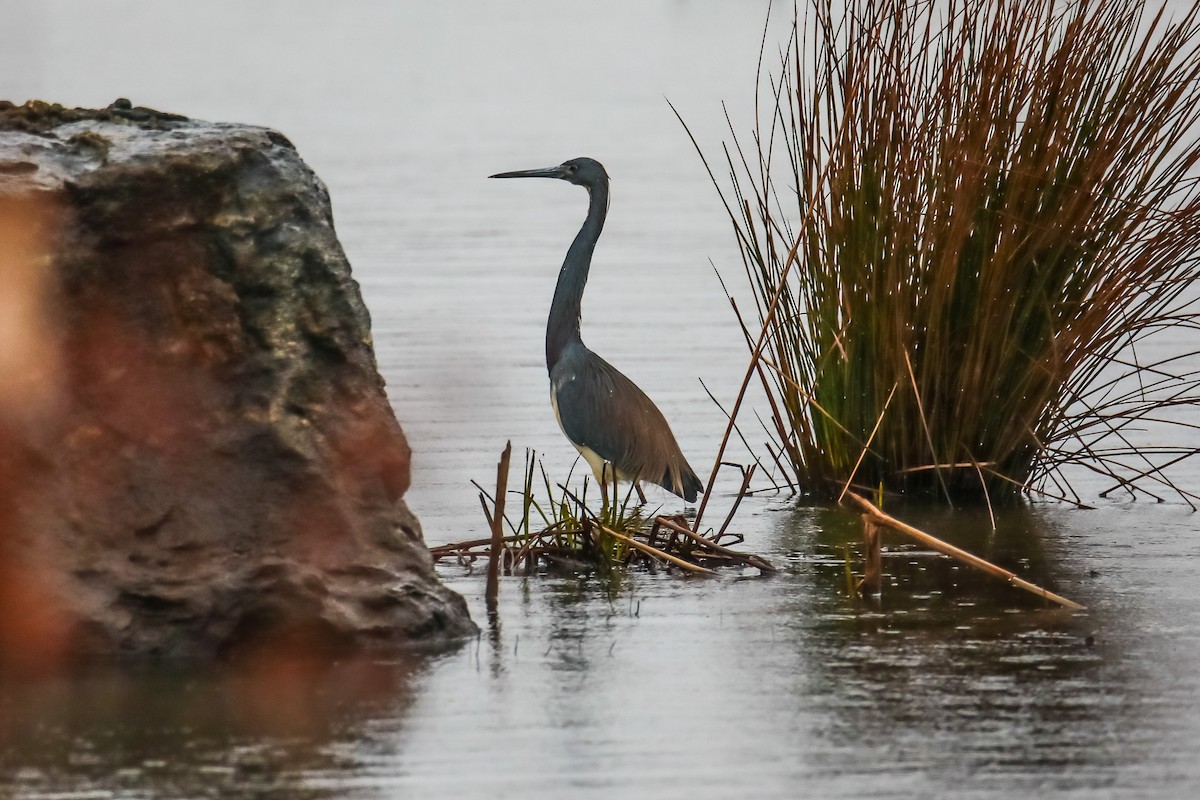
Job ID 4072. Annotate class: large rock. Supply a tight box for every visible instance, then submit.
[0,100,474,663]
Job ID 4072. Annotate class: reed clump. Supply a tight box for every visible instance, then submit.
[691,0,1200,504]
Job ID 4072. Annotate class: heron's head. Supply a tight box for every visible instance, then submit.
[489,157,608,189]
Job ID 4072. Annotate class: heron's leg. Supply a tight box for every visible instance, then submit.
[635,483,647,504]
[598,463,612,514]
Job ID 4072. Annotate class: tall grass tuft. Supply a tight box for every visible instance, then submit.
[693,0,1200,504]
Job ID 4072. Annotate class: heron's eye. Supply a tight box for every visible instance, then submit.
[565,164,578,174]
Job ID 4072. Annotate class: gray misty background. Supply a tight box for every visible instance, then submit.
[3,3,1200,799]
[1,0,786,539]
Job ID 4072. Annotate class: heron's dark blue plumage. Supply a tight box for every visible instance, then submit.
[490,157,703,503]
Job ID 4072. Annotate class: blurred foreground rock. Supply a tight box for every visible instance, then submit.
[0,100,474,666]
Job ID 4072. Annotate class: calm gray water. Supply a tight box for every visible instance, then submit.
[3,1,1200,798]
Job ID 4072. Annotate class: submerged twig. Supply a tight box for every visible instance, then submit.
[485,442,513,612]
[858,517,882,598]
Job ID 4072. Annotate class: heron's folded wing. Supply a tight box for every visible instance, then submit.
[553,353,676,478]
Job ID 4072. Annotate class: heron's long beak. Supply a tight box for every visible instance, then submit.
[488,165,568,180]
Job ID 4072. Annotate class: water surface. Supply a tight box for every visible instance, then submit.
[2,2,1199,798]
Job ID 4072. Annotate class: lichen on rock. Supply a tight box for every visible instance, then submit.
[0,99,475,664]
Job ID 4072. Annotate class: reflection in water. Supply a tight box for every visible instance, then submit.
[1,499,1198,798]
[0,655,426,799]
[774,505,1123,792]
[390,500,1152,799]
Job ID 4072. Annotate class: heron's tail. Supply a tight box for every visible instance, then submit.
[662,464,704,503]
[681,469,704,503]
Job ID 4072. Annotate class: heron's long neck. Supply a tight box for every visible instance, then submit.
[546,181,608,370]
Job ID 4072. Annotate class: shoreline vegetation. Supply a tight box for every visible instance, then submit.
[681,0,1200,509]
[434,444,1084,610]
[432,445,778,585]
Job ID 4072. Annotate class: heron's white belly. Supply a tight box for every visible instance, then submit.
[550,385,633,484]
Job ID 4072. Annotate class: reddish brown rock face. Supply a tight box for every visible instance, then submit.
[0,100,474,666]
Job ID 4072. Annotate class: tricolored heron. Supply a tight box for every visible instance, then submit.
[489,157,703,504]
